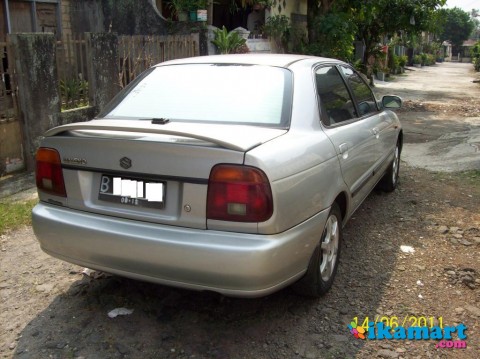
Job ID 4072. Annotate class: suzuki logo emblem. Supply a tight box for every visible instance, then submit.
[120,157,132,169]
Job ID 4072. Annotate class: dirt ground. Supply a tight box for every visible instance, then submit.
[1,62,479,359]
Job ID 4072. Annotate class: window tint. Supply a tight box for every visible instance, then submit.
[340,66,378,117]
[315,66,356,125]
[106,64,292,128]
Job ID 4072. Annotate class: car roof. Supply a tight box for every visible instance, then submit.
[156,54,342,69]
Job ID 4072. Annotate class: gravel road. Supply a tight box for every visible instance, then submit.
[375,62,480,172]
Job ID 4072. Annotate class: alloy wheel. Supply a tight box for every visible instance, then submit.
[320,214,339,282]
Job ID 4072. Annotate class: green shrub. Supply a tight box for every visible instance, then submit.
[413,55,422,64]
[420,53,428,65]
[472,42,480,72]
[211,26,247,54]
[263,15,291,53]
[474,57,480,72]
[425,54,435,66]
[60,79,89,110]
[398,55,408,67]
[387,48,399,73]
[306,12,355,61]
[168,0,198,16]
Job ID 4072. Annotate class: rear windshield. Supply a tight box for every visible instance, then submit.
[104,64,292,128]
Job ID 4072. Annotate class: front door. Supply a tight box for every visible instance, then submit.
[314,65,379,210]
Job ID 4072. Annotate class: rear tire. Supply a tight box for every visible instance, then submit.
[293,203,342,297]
[379,141,400,192]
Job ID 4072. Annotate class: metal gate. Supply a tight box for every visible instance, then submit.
[0,37,24,176]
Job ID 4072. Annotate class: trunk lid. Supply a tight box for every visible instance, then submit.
[39,120,287,229]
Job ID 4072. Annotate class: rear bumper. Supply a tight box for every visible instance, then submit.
[32,202,329,297]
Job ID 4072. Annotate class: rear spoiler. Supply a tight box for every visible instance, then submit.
[45,120,287,152]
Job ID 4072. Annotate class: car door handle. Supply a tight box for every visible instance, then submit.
[338,143,348,158]
[372,127,379,135]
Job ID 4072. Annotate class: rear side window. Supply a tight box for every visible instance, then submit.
[339,66,378,117]
[105,64,292,128]
[315,66,357,125]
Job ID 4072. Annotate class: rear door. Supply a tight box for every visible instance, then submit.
[314,65,379,210]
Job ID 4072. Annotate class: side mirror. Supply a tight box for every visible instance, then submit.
[382,95,402,109]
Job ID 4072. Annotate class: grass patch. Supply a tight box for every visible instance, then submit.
[0,199,38,235]
[453,170,480,190]
[433,170,480,192]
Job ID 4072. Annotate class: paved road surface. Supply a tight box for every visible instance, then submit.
[376,62,480,172]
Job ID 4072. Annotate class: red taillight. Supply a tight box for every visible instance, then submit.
[35,148,66,197]
[207,165,273,222]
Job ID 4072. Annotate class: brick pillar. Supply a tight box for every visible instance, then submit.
[9,34,61,171]
[86,33,121,113]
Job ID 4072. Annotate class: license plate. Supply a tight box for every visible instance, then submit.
[98,175,165,209]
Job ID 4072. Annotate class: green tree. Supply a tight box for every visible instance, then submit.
[471,41,480,71]
[435,7,475,47]
[470,9,480,41]
[353,0,445,63]
[306,0,357,61]
[306,0,445,63]
[307,0,338,44]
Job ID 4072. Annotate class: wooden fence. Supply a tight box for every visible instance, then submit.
[54,34,200,109]
[56,34,90,110]
[118,34,199,88]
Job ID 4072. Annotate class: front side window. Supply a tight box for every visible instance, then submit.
[340,66,378,117]
[105,64,292,128]
[315,66,357,126]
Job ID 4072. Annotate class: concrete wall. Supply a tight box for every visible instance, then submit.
[61,0,73,39]
[68,0,106,34]
[64,0,169,35]
[6,33,121,171]
[86,33,121,111]
[63,0,207,47]
[269,0,307,16]
[10,34,61,171]
[59,106,97,126]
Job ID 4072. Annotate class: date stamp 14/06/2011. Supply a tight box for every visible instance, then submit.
[347,316,467,349]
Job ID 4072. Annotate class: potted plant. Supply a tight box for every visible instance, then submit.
[420,53,427,66]
[398,55,407,72]
[211,26,247,54]
[413,55,422,67]
[169,0,196,21]
[195,0,211,22]
[376,66,388,81]
[389,54,400,74]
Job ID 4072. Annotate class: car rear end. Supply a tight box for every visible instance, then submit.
[32,57,330,297]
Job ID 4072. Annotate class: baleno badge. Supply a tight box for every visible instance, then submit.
[63,157,87,165]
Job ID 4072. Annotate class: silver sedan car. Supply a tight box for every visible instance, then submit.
[32,54,402,298]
